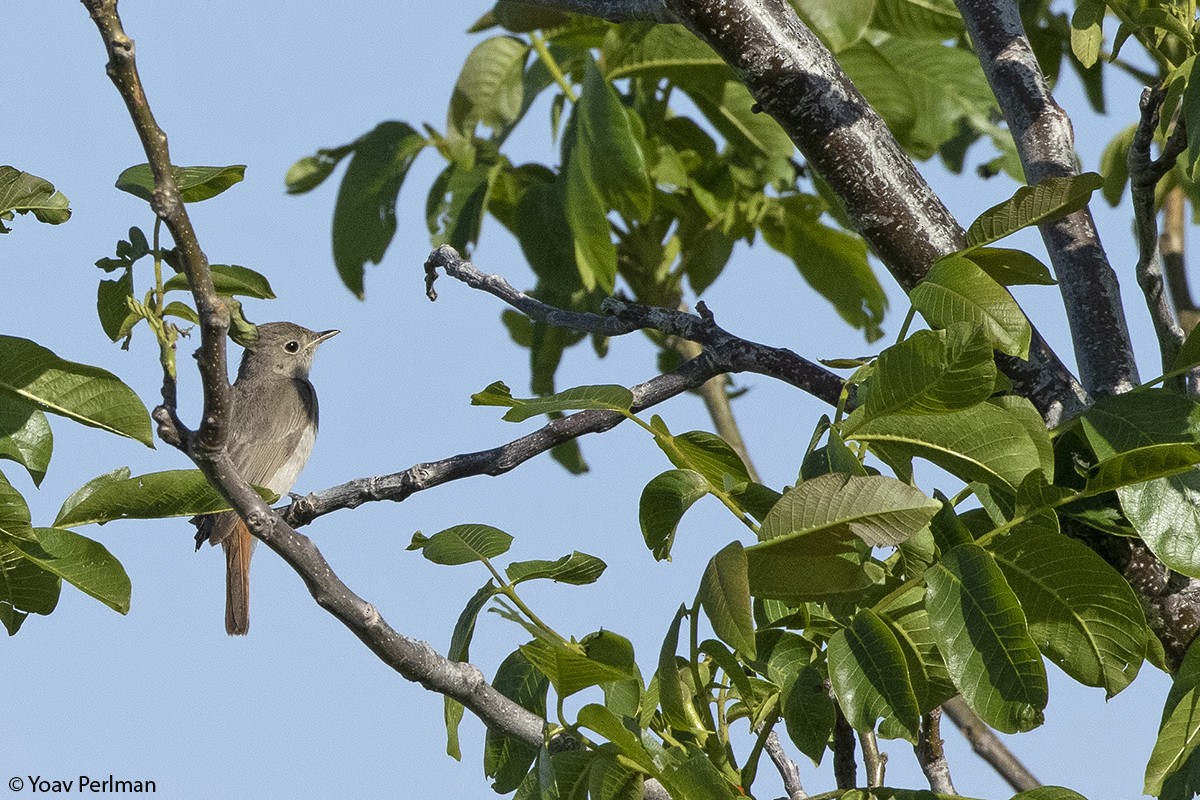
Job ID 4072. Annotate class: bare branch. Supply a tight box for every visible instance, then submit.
[955,0,1139,397]
[1130,87,1188,376]
[915,709,956,794]
[858,729,886,787]
[764,730,807,799]
[658,0,1086,425]
[511,0,674,22]
[1163,187,1199,332]
[941,697,1041,791]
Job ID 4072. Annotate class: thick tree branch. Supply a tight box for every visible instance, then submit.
[858,729,886,787]
[1129,87,1188,376]
[941,697,1041,791]
[833,708,857,789]
[1163,187,1199,332]
[915,709,956,794]
[514,0,674,21]
[955,0,1139,397]
[658,0,1085,426]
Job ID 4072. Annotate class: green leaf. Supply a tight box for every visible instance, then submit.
[564,142,617,293]
[746,531,878,603]
[828,608,921,742]
[576,59,653,222]
[962,247,1056,286]
[910,255,1031,358]
[54,467,130,533]
[1119,467,1200,578]
[1080,389,1200,460]
[576,704,655,773]
[1146,638,1200,794]
[587,752,644,800]
[780,662,836,764]
[1184,54,1200,178]
[0,166,70,230]
[0,470,32,538]
[872,0,962,39]
[505,551,607,585]
[96,268,136,344]
[426,157,502,254]
[991,521,1145,695]
[115,163,245,204]
[407,523,513,565]
[163,264,276,299]
[1085,444,1200,497]
[656,743,742,800]
[8,527,130,614]
[965,173,1105,247]
[1070,0,1106,68]
[760,195,886,341]
[658,427,752,490]
[332,122,427,298]
[0,537,60,626]
[697,541,755,658]
[603,21,729,85]
[0,336,151,446]
[876,583,957,711]
[471,381,633,422]
[1174,320,1200,371]
[639,469,709,561]
[520,634,637,698]
[484,649,547,792]
[862,325,997,418]
[657,605,692,730]
[53,469,276,527]
[444,580,498,759]
[0,397,52,486]
[761,473,941,548]
[284,146,352,195]
[686,79,795,165]
[925,544,1047,733]
[449,35,530,136]
[1010,787,1089,800]
[1099,124,1136,207]
[848,400,1045,491]
[790,0,874,51]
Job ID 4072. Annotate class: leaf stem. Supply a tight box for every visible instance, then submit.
[530,31,578,103]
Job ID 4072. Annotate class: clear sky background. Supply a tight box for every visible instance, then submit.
[4,3,1177,798]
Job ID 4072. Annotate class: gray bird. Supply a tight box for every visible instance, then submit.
[195,321,338,635]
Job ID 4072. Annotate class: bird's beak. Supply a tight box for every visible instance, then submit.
[310,329,340,349]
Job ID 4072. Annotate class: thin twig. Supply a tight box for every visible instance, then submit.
[915,709,956,794]
[942,696,1041,791]
[1130,86,1188,378]
[764,730,807,799]
[858,729,886,787]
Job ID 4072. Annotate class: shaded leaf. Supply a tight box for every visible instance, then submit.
[55,469,275,527]
[1146,639,1200,795]
[639,468,709,561]
[0,166,70,230]
[697,541,755,658]
[445,581,498,759]
[964,173,1105,247]
[9,527,130,614]
[163,264,276,299]
[862,324,997,418]
[909,255,1031,358]
[485,649,547,792]
[962,247,1056,286]
[828,608,921,742]
[925,544,1047,733]
[0,397,52,486]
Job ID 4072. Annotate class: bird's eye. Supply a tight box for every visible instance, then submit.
[284,340,301,353]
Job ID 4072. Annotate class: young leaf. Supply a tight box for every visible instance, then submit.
[115,163,246,204]
[564,134,617,293]
[505,551,607,585]
[576,703,656,774]
[1069,0,1106,68]
[471,381,633,422]
[54,469,275,527]
[639,469,709,561]
[0,336,152,446]
[780,662,836,765]
[657,605,693,731]
[444,581,498,760]
[96,269,137,344]
[964,173,1105,247]
[519,636,635,698]
[484,649,547,792]
[659,429,752,489]
[909,254,1031,358]
[448,35,530,137]
[961,247,1056,286]
[408,524,513,565]
[0,397,52,486]
[989,520,1145,697]
[761,473,941,548]
[576,61,652,223]
[163,264,277,299]
[8,527,130,614]
[925,544,1047,733]
[828,608,921,742]
[0,166,71,230]
[285,146,353,195]
[697,541,755,658]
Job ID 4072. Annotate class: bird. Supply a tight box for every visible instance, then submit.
[194,321,338,635]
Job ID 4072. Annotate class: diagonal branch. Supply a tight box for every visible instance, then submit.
[514,0,674,21]
[955,0,1140,397]
[657,0,1085,426]
[1129,87,1188,376]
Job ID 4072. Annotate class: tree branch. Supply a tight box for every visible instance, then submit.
[658,0,1086,426]
[764,730,807,799]
[858,729,886,787]
[941,697,1041,792]
[1163,186,1199,333]
[1129,87,1188,376]
[513,0,674,21]
[955,0,1139,397]
[915,709,956,794]
[833,707,857,789]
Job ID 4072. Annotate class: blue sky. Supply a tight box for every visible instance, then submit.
[5,3,1175,798]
